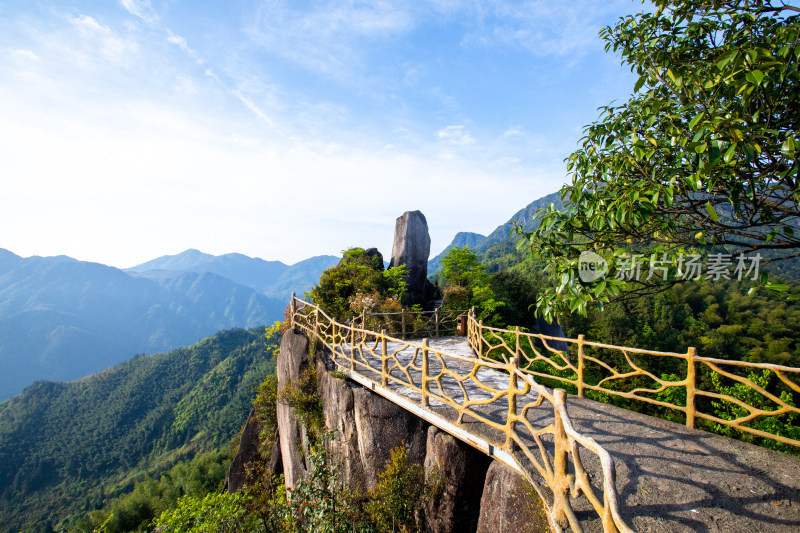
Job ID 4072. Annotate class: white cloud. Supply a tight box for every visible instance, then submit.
[7,48,40,63]
[119,0,158,24]
[437,125,476,145]
[232,89,275,128]
[246,0,417,80]
[67,14,138,66]
[461,0,633,57]
[166,29,199,59]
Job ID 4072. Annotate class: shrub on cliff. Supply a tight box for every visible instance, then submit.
[308,248,407,321]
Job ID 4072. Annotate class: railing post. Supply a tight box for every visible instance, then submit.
[478,319,484,358]
[577,334,586,398]
[381,329,388,388]
[313,307,320,340]
[361,309,367,342]
[686,347,697,428]
[401,308,407,340]
[434,308,439,337]
[290,292,297,326]
[421,339,430,408]
[349,323,356,371]
[552,389,571,528]
[505,354,519,451]
[515,326,521,364]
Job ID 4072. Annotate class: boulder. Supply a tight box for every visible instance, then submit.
[475,462,551,533]
[363,248,385,271]
[389,211,431,306]
[224,408,261,493]
[423,426,491,533]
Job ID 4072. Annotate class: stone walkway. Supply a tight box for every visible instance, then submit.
[334,336,800,533]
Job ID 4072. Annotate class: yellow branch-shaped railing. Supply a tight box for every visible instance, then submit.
[467,310,800,450]
[290,295,633,533]
[352,307,468,339]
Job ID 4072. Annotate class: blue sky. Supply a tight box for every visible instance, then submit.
[0,0,640,267]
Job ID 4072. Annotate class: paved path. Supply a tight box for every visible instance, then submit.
[334,336,800,532]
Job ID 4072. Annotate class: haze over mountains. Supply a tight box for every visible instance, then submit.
[0,191,563,403]
[0,249,338,401]
[428,190,563,274]
[126,249,339,299]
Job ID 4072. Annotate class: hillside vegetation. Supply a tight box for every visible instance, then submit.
[0,326,279,532]
[0,249,285,401]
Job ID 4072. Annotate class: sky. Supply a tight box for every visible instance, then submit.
[0,0,641,268]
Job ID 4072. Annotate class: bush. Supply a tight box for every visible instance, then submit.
[308,248,407,321]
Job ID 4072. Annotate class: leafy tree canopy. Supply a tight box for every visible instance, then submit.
[519,0,800,320]
[307,248,407,320]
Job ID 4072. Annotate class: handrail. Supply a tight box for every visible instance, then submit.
[465,309,800,450]
[290,294,633,533]
[351,307,468,340]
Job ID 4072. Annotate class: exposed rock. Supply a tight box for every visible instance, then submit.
[316,348,428,491]
[352,386,428,490]
[277,329,312,489]
[363,248,385,271]
[476,462,551,533]
[389,211,431,307]
[423,426,491,533]
[224,408,261,493]
[276,329,549,532]
[267,434,283,477]
[316,355,367,491]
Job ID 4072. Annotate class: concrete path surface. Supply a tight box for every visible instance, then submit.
[335,336,800,532]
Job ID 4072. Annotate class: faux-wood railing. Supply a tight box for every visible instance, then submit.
[290,295,633,533]
[467,312,800,450]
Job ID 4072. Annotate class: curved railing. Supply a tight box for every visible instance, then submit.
[289,295,633,533]
[467,313,800,450]
[352,307,467,339]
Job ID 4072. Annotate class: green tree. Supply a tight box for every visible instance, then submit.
[308,248,407,321]
[439,247,504,323]
[519,0,800,320]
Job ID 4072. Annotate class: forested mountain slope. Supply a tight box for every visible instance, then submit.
[0,327,277,533]
[0,249,284,400]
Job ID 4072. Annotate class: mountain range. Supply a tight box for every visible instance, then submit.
[428,190,563,274]
[0,249,337,401]
[126,249,338,299]
[0,190,559,402]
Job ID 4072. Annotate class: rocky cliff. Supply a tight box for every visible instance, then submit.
[228,328,550,532]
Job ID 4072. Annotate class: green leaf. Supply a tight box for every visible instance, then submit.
[723,143,737,163]
[765,283,790,291]
[705,202,719,221]
[634,75,646,93]
[782,138,796,158]
[746,69,765,85]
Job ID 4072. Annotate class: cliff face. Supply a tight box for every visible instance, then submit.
[229,328,550,532]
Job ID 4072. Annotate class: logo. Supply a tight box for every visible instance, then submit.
[578,251,608,282]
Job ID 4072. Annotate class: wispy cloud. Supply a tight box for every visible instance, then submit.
[246,0,416,81]
[66,14,139,66]
[461,0,632,57]
[438,125,476,145]
[119,0,158,24]
[166,28,203,65]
